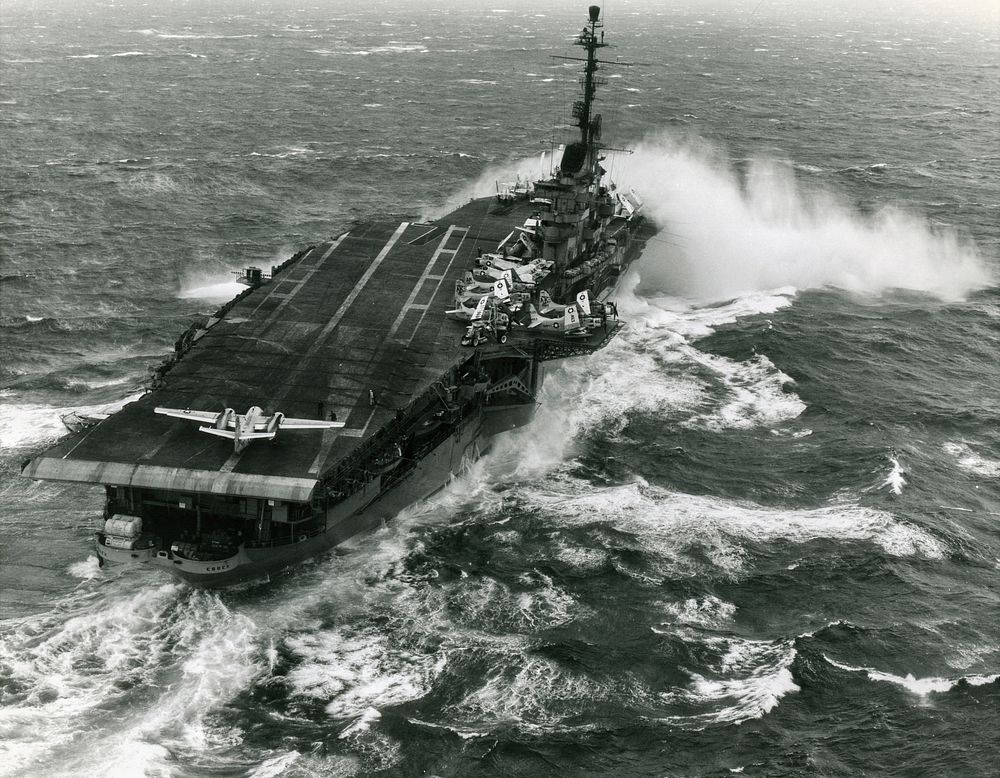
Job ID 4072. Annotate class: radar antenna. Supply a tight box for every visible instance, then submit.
[549,6,641,175]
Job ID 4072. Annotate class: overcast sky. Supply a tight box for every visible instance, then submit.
[1,0,997,29]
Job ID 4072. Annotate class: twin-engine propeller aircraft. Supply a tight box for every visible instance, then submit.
[154,406,344,453]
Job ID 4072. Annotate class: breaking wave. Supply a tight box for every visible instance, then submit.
[617,135,993,301]
[943,442,1000,478]
[880,456,907,495]
[825,656,998,696]
[0,393,144,450]
[515,478,946,579]
[657,639,800,726]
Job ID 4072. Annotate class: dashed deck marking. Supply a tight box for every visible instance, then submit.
[257,233,349,330]
[390,225,469,343]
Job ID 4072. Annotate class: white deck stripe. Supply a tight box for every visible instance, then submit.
[308,407,377,474]
[316,221,410,341]
[303,222,410,474]
[389,225,460,337]
[260,232,349,329]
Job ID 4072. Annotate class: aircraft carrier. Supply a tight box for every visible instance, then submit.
[21,5,655,585]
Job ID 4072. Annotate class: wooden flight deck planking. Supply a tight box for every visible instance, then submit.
[25,196,539,498]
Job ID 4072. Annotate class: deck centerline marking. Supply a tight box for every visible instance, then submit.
[316,222,410,343]
[389,225,461,338]
[257,233,350,330]
[308,407,378,473]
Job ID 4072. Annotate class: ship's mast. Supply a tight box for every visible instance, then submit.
[573,5,608,152]
[550,6,634,182]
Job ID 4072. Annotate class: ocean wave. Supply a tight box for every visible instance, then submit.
[441,571,580,633]
[66,51,206,61]
[0,314,128,335]
[493,303,805,475]
[284,627,447,719]
[824,656,998,696]
[880,456,907,495]
[660,595,737,631]
[66,555,103,580]
[135,29,258,40]
[121,171,180,195]
[656,639,799,726]
[679,348,806,431]
[942,442,1000,478]
[518,478,947,578]
[445,652,627,735]
[619,282,797,336]
[0,393,143,449]
[0,584,273,778]
[0,583,184,776]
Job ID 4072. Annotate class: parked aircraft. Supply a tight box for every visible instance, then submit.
[154,406,344,453]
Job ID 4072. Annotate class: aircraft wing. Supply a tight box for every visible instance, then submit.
[198,427,236,439]
[275,418,346,430]
[155,407,220,425]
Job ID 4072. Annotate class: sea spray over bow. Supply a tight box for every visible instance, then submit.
[618,135,992,301]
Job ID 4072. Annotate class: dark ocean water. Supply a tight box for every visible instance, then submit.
[2,1,999,775]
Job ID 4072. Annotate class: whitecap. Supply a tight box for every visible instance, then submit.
[67,555,102,580]
[942,442,1000,477]
[523,479,946,577]
[0,584,185,774]
[447,653,622,733]
[285,628,445,718]
[445,572,580,632]
[248,751,302,777]
[825,656,998,696]
[339,707,382,739]
[658,639,799,726]
[679,349,806,431]
[881,456,907,495]
[770,428,813,438]
[661,595,736,630]
[67,590,266,776]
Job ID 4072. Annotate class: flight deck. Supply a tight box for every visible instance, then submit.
[23,196,541,500]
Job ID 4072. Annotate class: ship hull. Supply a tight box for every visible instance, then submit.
[96,399,529,586]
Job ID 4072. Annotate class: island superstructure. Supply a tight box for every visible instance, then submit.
[22,5,656,585]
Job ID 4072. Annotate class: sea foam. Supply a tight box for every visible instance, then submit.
[521,478,947,578]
